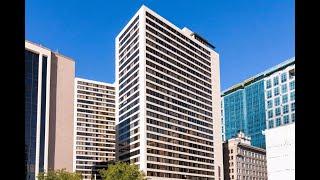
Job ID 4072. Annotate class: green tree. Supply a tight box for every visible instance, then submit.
[98,162,146,180]
[37,168,82,180]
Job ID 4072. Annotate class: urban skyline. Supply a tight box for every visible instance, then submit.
[25,2,294,180]
[26,0,294,90]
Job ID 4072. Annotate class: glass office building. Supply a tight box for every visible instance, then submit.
[25,49,39,180]
[222,57,295,149]
[222,80,266,148]
[244,80,266,148]
[223,89,246,141]
[25,41,51,180]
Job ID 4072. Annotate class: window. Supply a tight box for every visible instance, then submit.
[268,120,274,128]
[291,102,295,111]
[267,100,273,109]
[267,90,272,99]
[273,76,279,86]
[284,115,289,124]
[274,97,280,106]
[292,113,295,122]
[289,69,295,79]
[290,91,295,101]
[281,84,287,93]
[276,118,281,126]
[268,110,273,118]
[290,81,295,90]
[275,107,281,116]
[266,79,271,89]
[283,105,289,114]
[274,87,279,96]
[281,73,287,83]
[282,94,288,104]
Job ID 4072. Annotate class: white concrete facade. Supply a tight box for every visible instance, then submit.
[264,123,295,180]
[74,78,116,180]
[264,59,295,129]
[115,5,223,180]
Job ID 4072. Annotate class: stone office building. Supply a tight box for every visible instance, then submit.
[223,132,267,180]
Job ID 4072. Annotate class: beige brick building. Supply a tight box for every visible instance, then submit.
[74,78,116,180]
[223,132,267,180]
[115,5,224,180]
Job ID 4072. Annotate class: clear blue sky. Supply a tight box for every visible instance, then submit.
[26,0,294,90]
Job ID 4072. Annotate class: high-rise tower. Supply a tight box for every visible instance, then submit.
[115,5,223,179]
[25,40,75,179]
[74,78,116,179]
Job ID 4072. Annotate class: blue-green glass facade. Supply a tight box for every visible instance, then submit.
[244,80,266,148]
[223,90,247,140]
[223,80,266,148]
[222,57,295,149]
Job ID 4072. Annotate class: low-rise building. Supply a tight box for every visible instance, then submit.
[223,132,268,180]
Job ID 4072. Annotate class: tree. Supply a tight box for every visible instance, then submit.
[98,162,146,180]
[37,168,82,180]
